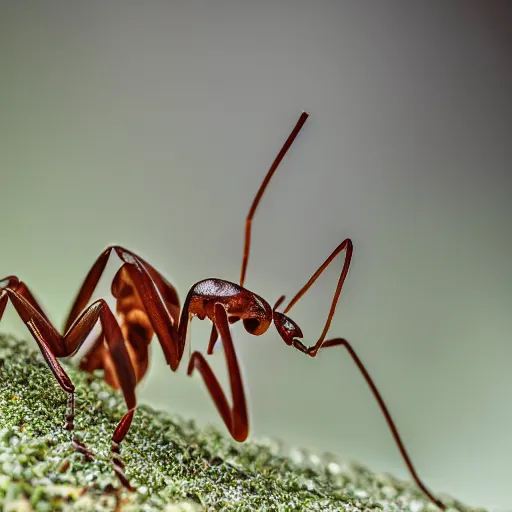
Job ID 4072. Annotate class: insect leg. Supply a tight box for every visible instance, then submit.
[62,246,183,371]
[187,303,249,442]
[0,288,105,457]
[61,298,138,490]
[301,337,446,511]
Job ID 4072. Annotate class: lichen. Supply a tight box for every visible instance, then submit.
[0,334,484,511]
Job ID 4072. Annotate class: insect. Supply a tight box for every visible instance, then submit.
[0,112,445,509]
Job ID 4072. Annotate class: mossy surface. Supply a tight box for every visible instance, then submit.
[0,334,483,511]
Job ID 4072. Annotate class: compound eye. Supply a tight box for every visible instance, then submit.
[243,318,261,334]
[273,311,303,346]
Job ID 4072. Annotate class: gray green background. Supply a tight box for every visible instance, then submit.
[1,2,511,509]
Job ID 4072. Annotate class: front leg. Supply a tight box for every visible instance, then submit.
[187,303,249,442]
[296,336,446,511]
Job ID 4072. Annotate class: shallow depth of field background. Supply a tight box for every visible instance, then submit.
[1,2,511,509]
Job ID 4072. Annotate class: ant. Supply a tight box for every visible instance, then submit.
[0,112,445,509]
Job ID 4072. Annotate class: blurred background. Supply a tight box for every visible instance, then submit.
[1,1,511,509]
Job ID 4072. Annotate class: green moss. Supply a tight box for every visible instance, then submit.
[0,334,484,511]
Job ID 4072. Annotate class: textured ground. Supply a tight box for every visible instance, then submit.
[0,334,484,511]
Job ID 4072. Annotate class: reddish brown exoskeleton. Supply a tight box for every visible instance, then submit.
[0,113,445,509]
